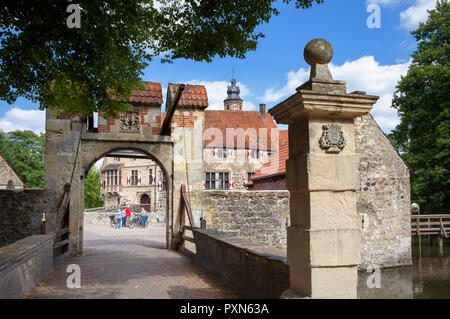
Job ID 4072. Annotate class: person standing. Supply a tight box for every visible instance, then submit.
[125,205,131,227]
[116,209,122,229]
[140,207,148,228]
[121,204,127,227]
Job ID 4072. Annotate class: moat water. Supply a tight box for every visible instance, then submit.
[358,237,450,299]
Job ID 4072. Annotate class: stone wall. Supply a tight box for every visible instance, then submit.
[193,229,413,298]
[194,190,290,249]
[0,234,54,298]
[195,115,411,269]
[355,114,412,268]
[194,229,289,298]
[84,210,165,226]
[155,169,168,222]
[0,189,60,247]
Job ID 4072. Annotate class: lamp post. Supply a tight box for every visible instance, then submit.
[411,203,421,258]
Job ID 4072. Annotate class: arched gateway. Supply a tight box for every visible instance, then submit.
[44,82,207,255]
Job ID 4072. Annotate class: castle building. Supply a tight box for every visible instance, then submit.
[100,156,166,217]
[99,78,276,218]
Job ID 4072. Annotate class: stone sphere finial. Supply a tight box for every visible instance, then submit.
[303,39,334,81]
[304,38,333,66]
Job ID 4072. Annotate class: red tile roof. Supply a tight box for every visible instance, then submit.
[250,130,289,180]
[167,83,208,108]
[160,110,280,151]
[204,111,279,151]
[130,81,163,105]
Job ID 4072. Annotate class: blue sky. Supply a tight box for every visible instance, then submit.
[0,0,438,133]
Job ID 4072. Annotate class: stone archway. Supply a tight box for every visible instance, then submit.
[44,109,183,256]
[77,144,173,255]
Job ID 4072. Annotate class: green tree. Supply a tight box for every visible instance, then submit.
[0,130,45,188]
[0,0,323,118]
[84,167,104,209]
[390,0,450,213]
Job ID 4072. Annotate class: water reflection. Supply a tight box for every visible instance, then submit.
[358,237,450,299]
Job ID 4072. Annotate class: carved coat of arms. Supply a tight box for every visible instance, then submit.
[120,111,140,132]
[319,123,346,153]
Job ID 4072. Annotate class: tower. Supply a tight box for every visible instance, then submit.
[223,77,243,111]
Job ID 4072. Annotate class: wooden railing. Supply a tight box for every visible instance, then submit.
[411,214,450,237]
[180,184,197,245]
[53,184,71,255]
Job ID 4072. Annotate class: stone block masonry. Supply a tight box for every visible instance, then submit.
[194,229,289,298]
[193,228,414,298]
[0,189,60,248]
[355,114,412,268]
[0,234,54,298]
[196,190,290,249]
[196,183,411,269]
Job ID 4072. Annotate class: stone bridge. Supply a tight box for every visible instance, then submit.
[0,39,411,299]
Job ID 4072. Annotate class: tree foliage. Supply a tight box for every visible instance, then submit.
[0,130,45,188]
[390,0,450,213]
[84,167,104,209]
[0,0,323,118]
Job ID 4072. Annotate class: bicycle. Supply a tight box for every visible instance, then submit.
[128,213,142,229]
[109,215,116,227]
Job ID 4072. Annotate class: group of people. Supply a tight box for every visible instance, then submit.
[115,204,148,229]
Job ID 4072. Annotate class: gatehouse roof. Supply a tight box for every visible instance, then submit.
[167,83,208,108]
[130,82,163,106]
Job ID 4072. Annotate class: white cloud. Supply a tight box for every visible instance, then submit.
[261,56,411,132]
[262,68,309,103]
[0,107,45,134]
[366,0,436,30]
[186,79,256,111]
[400,0,436,30]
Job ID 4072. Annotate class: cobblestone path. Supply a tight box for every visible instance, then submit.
[22,225,241,299]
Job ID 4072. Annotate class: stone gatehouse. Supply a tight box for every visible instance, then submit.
[1,74,411,270]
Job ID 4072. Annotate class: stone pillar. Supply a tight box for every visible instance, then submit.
[269,39,378,298]
[167,84,207,249]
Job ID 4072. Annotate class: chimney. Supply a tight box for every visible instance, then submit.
[259,103,266,119]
